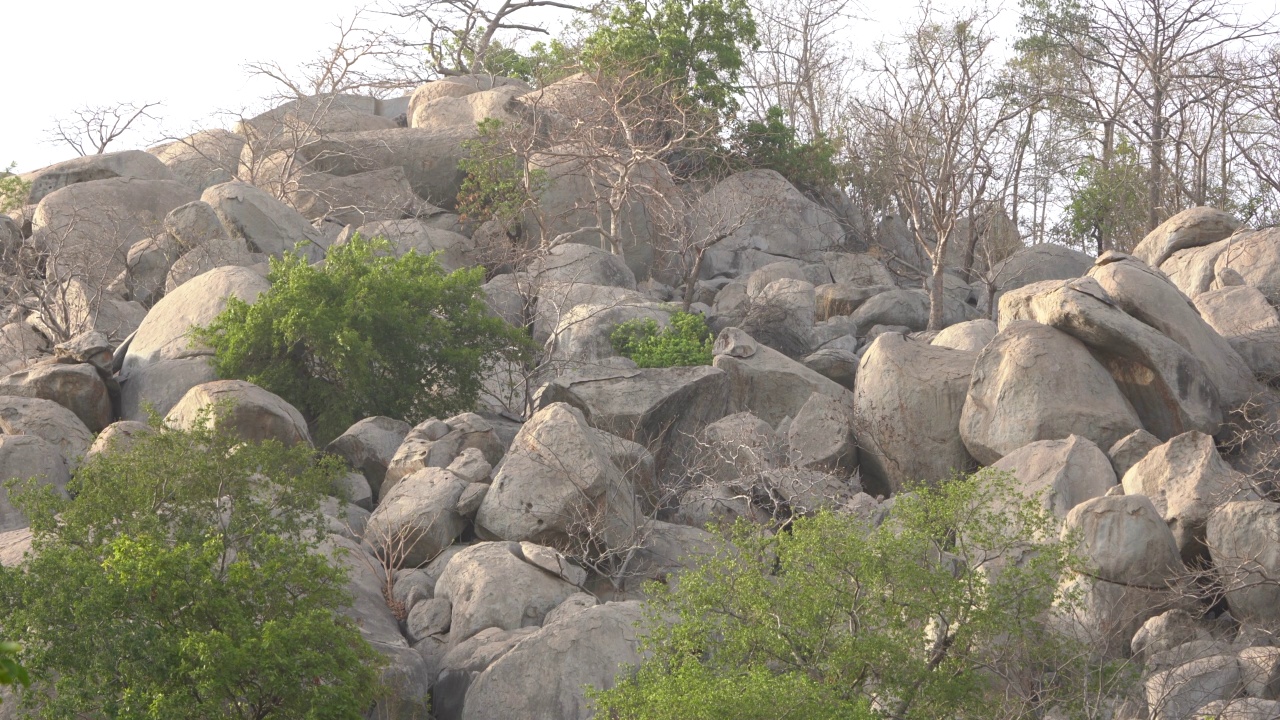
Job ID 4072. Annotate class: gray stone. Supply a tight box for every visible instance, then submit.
[433,542,579,644]
[1131,207,1241,268]
[0,362,112,432]
[0,435,70,532]
[1207,501,1280,632]
[165,380,311,447]
[0,396,93,468]
[325,416,412,497]
[1108,429,1163,480]
[365,467,469,568]
[991,435,1118,517]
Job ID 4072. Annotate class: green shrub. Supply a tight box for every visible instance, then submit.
[193,236,532,444]
[0,414,381,718]
[591,471,1095,720]
[0,163,30,213]
[730,106,845,192]
[610,311,714,368]
[456,118,547,228]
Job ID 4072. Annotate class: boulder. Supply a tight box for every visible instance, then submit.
[0,362,112,431]
[1054,572,1183,661]
[815,283,891,321]
[545,300,671,363]
[1090,255,1257,408]
[164,200,228,247]
[1145,654,1241,720]
[820,252,896,287]
[1108,429,1162,480]
[1131,207,1241,268]
[1065,494,1184,588]
[121,265,271,375]
[1160,238,1234,299]
[0,435,70,532]
[854,332,975,496]
[120,356,218,422]
[849,288,978,333]
[991,435,1117,517]
[22,150,178,205]
[288,165,427,227]
[1206,501,1280,632]
[200,181,326,261]
[1026,278,1223,439]
[1237,646,1280,700]
[931,318,997,353]
[989,243,1093,296]
[432,626,540,720]
[32,177,196,282]
[408,76,528,117]
[802,347,858,391]
[126,234,183,305]
[165,380,311,447]
[0,396,93,468]
[317,534,405,649]
[148,129,245,192]
[84,420,153,461]
[712,327,853,428]
[383,413,504,499]
[365,468,469,568]
[534,365,730,485]
[1194,698,1280,720]
[28,278,148,344]
[476,403,639,549]
[1132,610,1214,664]
[411,84,529,132]
[347,218,474,271]
[0,321,49,375]
[739,278,818,356]
[1213,228,1280,306]
[960,320,1142,466]
[459,602,644,720]
[529,243,636,291]
[1194,285,1280,381]
[1122,432,1254,562]
[325,416,411,497]
[433,541,579,644]
[164,236,258,293]
[787,391,856,475]
[693,170,845,279]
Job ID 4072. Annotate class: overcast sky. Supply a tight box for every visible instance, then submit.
[0,0,1269,173]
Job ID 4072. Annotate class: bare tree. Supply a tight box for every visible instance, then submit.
[859,6,1023,331]
[48,101,162,156]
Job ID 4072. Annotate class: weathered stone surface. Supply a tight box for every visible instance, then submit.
[849,288,978,333]
[991,435,1117,517]
[317,534,406,649]
[287,165,427,227]
[432,626,539,720]
[713,327,853,428]
[409,81,529,130]
[931,318,997,353]
[1195,285,1280,381]
[433,542,579,644]
[1160,238,1233,299]
[854,332,975,496]
[1238,646,1280,700]
[815,283,891,321]
[121,356,218,422]
[961,320,1142,466]
[1054,572,1183,660]
[1065,494,1184,588]
[85,420,153,461]
[0,362,112,432]
[0,435,70,532]
[0,322,49,376]
[164,236,258,293]
[1090,255,1258,409]
[32,177,197,282]
[0,396,93,468]
[326,416,411,496]
[165,380,311,447]
[1108,429,1162,480]
[1026,278,1223,439]
[200,181,326,261]
[149,129,245,192]
[1194,697,1280,720]
[529,243,636,290]
[476,403,638,549]
[349,218,474,271]
[1213,228,1280,306]
[460,601,644,720]
[126,234,183,305]
[1145,654,1241,720]
[1132,207,1241,268]
[22,150,178,205]
[1132,610,1213,664]
[1122,432,1254,562]
[820,252,896,287]
[383,413,504,499]
[990,243,1093,296]
[1207,501,1280,632]
[366,467,469,568]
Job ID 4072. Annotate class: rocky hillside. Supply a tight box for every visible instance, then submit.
[2,75,1280,719]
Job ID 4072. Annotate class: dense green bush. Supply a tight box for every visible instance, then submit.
[610,311,714,367]
[194,236,531,444]
[0,414,381,718]
[592,472,1094,719]
[456,118,548,228]
[0,163,30,213]
[730,106,845,192]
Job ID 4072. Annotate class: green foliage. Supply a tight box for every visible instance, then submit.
[0,415,382,719]
[457,118,548,228]
[592,471,1091,720]
[193,236,531,444]
[482,39,581,86]
[582,0,758,115]
[0,162,30,213]
[1063,138,1148,253]
[730,106,844,191]
[0,641,29,697]
[610,311,714,368]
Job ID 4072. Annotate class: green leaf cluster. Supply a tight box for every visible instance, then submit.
[0,415,382,719]
[582,0,758,115]
[610,311,714,368]
[0,162,30,213]
[193,235,532,444]
[730,106,845,191]
[592,471,1092,720]
[1063,138,1148,252]
[457,118,548,228]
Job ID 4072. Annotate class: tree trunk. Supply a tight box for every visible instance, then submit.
[1149,86,1166,231]
[927,241,948,332]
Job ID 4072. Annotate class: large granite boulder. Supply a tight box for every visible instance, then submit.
[0,435,70,532]
[1131,207,1241,268]
[0,362,112,432]
[325,416,411,496]
[22,150,178,205]
[433,542,580,644]
[1194,285,1280,381]
[712,327,853,428]
[165,380,311,447]
[0,396,93,468]
[1206,500,1280,632]
[990,435,1117,517]
[365,467,469,568]
[200,181,326,261]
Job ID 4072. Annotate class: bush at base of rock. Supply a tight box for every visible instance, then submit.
[610,311,714,368]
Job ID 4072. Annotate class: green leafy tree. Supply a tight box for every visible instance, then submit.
[0,415,382,719]
[457,118,549,228]
[610,311,714,368]
[731,106,844,191]
[0,163,30,213]
[592,472,1093,719]
[194,236,531,444]
[1062,138,1148,254]
[582,0,758,115]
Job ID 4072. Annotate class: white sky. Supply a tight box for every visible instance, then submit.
[0,0,1271,173]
